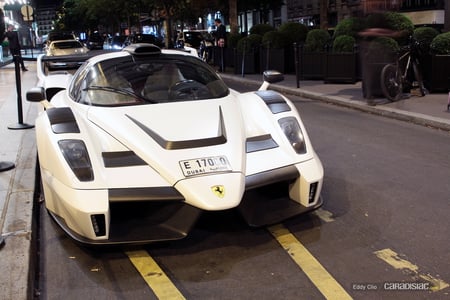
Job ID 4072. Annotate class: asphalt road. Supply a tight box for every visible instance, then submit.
[35,79,450,299]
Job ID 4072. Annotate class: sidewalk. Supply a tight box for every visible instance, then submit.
[0,61,39,300]
[219,71,450,132]
[0,60,449,299]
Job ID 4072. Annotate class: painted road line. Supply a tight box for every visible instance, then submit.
[268,224,352,300]
[126,250,186,300]
[374,248,449,292]
[313,208,335,223]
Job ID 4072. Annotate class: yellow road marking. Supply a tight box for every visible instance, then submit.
[374,248,449,292]
[313,208,335,223]
[268,224,352,300]
[126,250,186,300]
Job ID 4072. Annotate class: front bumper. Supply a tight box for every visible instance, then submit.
[42,159,323,245]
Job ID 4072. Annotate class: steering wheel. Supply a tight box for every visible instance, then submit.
[169,80,210,100]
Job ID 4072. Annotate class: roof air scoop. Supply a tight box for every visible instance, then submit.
[123,43,162,55]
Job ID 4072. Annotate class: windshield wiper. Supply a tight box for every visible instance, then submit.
[84,85,156,103]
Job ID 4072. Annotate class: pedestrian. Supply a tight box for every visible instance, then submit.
[214,19,226,47]
[213,18,226,72]
[358,27,405,106]
[4,24,28,71]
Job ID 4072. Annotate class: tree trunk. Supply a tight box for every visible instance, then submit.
[229,0,239,35]
[445,0,450,32]
[320,0,328,30]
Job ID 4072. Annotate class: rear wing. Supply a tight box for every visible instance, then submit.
[37,50,113,78]
[35,51,108,100]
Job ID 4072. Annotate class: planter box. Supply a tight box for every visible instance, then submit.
[300,52,325,79]
[421,54,450,93]
[324,52,358,83]
[234,50,259,74]
[211,47,235,69]
[225,48,235,68]
[213,46,226,69]
[260,48,285,73]
[284,47,296,74]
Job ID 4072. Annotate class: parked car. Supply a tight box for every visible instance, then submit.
[106,35,127,50]
[125,33,164,47]
[176,30,210,49]
[45,40,89,69]
[86,32,104,50]
[26,43,323,245]
[45,31,77,48]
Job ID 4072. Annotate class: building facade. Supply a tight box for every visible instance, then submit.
[239,0,446,32]
[34,5,58,37]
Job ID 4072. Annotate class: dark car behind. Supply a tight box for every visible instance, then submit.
[86,32,104,50]
[176,31,210,49]
[125,34,164,48]
[107,35,127,50]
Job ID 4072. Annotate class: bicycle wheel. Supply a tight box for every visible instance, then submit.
[412,62,426,97]
[381,64,402,101]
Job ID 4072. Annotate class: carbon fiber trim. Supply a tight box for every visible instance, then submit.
[102,151,147,167]
[108,187,184,202]
[46,107,80,134]
[126,106,227,150]
[246,134,279,153]
[245,165,299,190]
[48,201,202,245]
[255,90,291,114]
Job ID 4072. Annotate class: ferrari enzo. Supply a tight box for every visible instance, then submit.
[45,39,89,69]
[27,44,324,245]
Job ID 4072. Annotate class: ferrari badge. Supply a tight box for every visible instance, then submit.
[211,185,225,198]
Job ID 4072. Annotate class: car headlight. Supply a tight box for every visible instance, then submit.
[58,139,94,181]
[278,117,306,154]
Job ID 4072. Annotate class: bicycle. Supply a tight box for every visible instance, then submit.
[380,37,426,101]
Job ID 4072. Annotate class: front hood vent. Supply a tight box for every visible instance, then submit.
[126,106,227,150]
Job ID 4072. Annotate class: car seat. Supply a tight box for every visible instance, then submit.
[142,63,184,102]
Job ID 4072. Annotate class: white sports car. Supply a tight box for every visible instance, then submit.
[45,39,89,69]
[27,44,324,245]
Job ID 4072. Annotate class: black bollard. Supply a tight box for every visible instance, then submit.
[294,43,301,88]
[447,90,450,112]
[220,46,224,73]
[241,41,246,77]
[8,55,34,130]
[265,41,271,71]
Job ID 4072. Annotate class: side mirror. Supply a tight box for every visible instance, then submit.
[26,87,46,102]
[263,70,284,84]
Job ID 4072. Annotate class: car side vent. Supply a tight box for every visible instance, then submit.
[47,107,80,134]
[246,134,278,153]
[255,90,291,114]
[91,214,106,237]
[102,151,147,167]
[309,182,318,204]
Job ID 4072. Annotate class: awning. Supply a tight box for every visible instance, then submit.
[402,10,444,25]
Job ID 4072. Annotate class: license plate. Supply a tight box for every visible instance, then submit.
[179,156,232,177]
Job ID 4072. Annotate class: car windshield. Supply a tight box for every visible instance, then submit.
[53,41,82,49]
[48,32,76,41]
[72,54,229,106]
